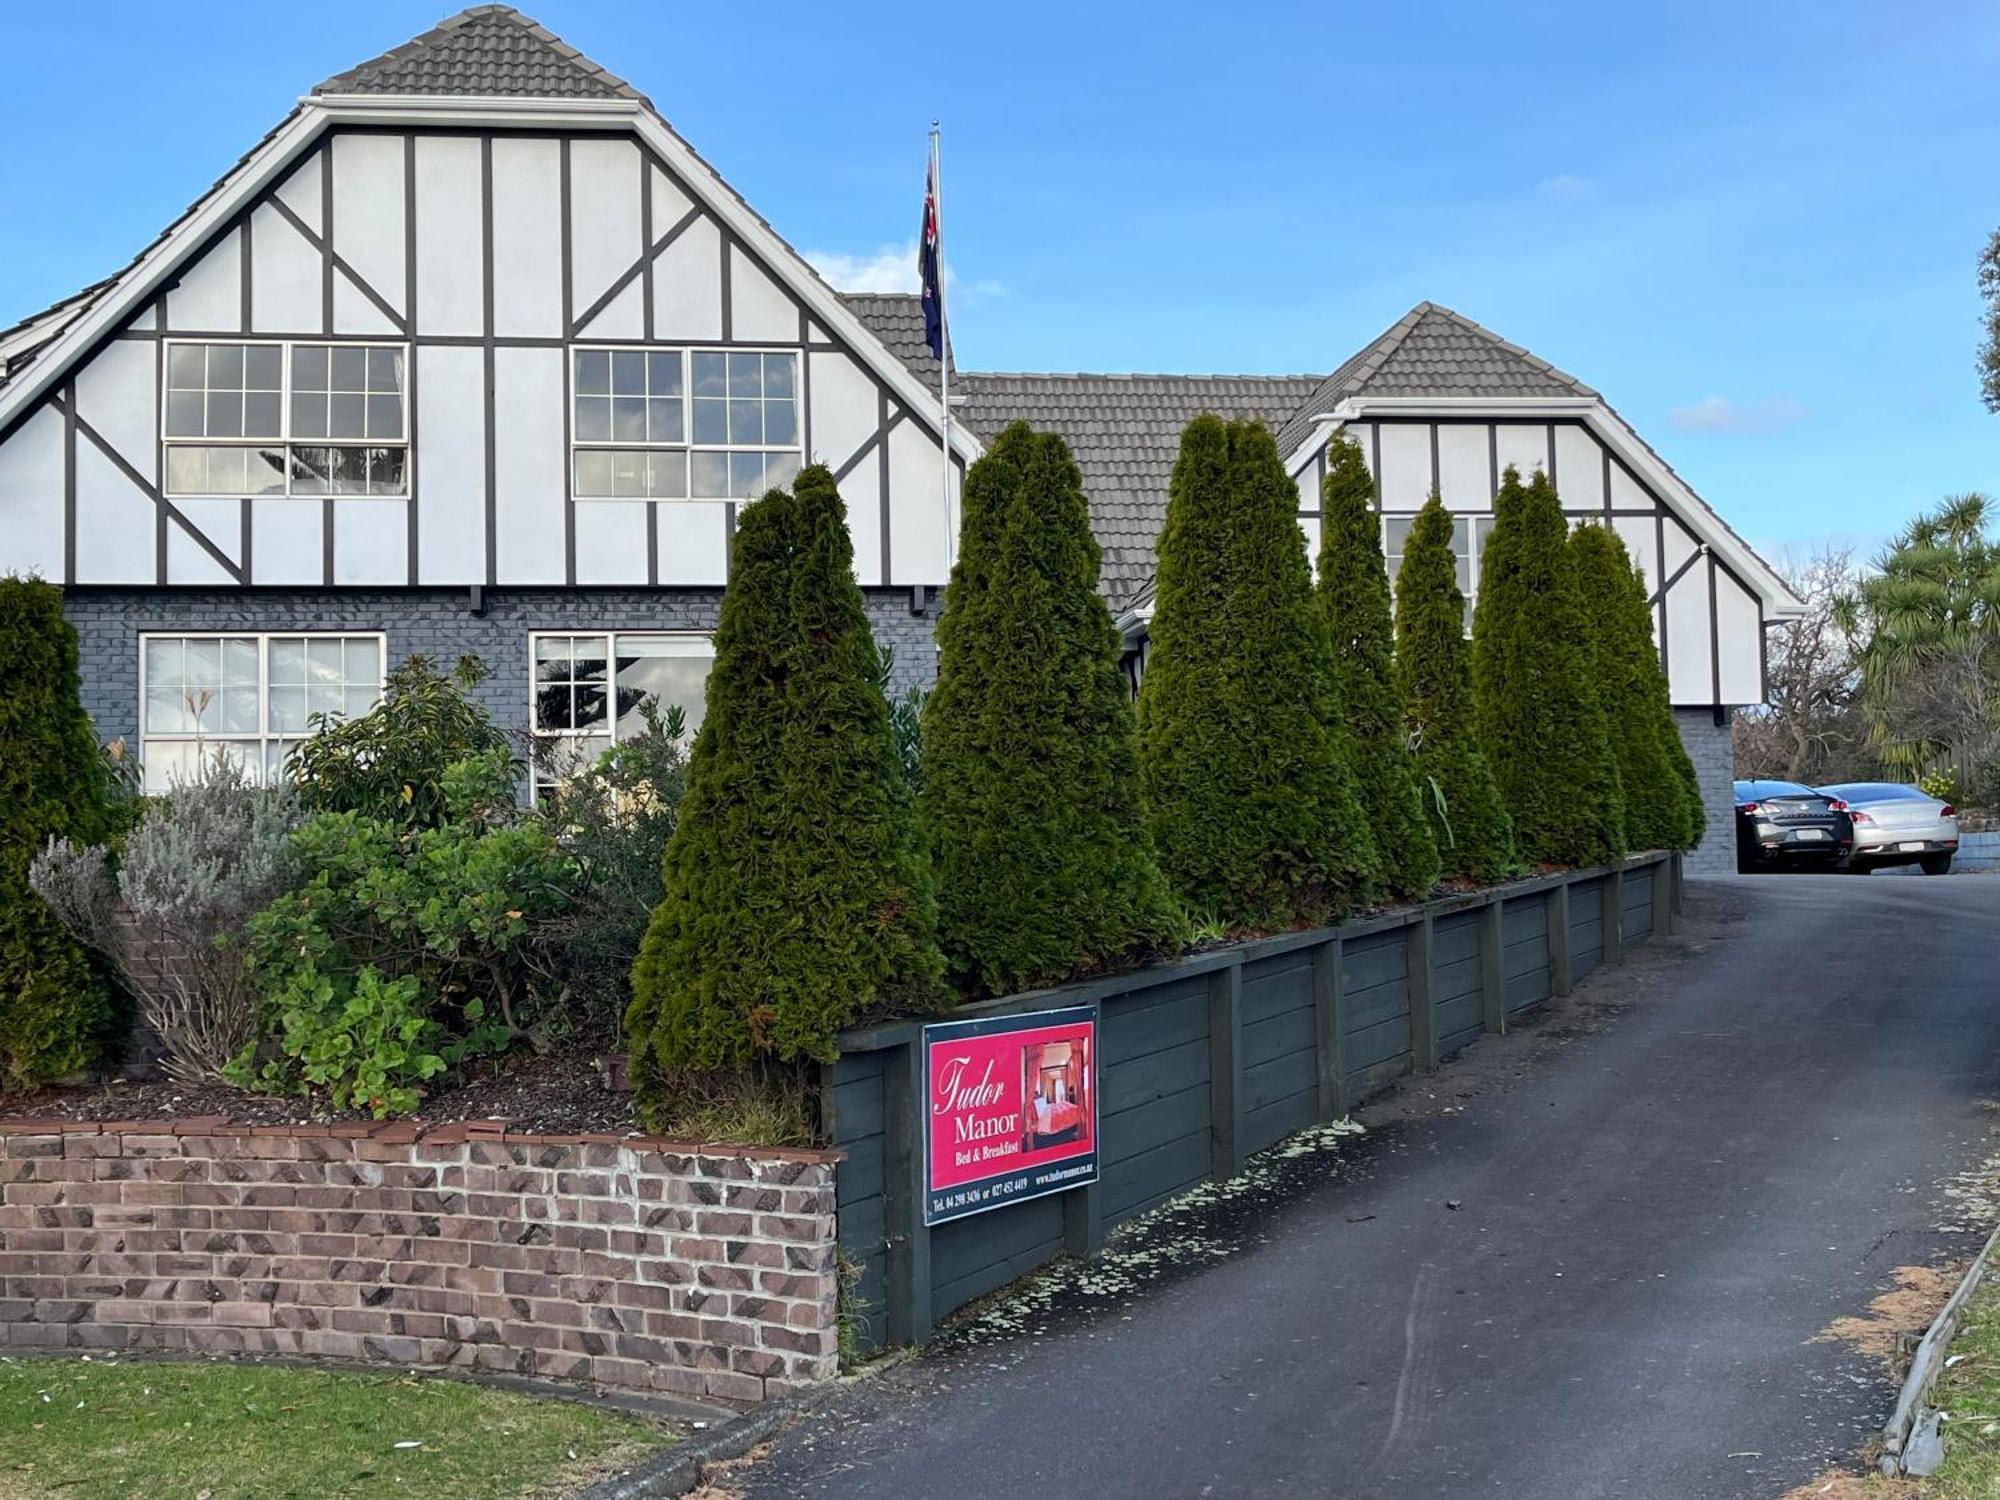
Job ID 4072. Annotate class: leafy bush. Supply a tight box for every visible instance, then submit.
[1394,495,1516,883]
[531,701,690,1050]
[874,646,928,796]
[1569,524,1697,851]
[1471,468,1625,867]
[921,421,1181,995]
[628,467,944,1119]
[32,754,301,1082]
[0,576,118,1089]
[287,654,510,827]
[234,751,578,1114]
[1317,436,1440,901]
[1920,766,1961,802]
[1138,416,1378,931]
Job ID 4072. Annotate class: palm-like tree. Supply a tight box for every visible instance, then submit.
[1839,493,2000,789]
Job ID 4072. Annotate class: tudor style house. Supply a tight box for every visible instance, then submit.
[0,6,1798,871]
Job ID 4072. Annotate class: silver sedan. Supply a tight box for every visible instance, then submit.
[1818,782,1960,875]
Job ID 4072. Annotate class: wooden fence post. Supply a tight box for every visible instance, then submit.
[1313,937,1347,1121]
[1548,883,1572,998]
[1652,853,1674,937]
[1671,851,1685,914]
[1603,865,1625,965]
[1407,913,1437,1072]
[1480,897,1506,1034]
[1208,962,1244,1180]
[1063,1178,1104,1260]
[883,1037,933,1348]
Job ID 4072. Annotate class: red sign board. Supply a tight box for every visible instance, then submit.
[922,1006,1099,1225]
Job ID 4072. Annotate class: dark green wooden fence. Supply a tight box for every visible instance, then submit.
[825,851,1678,1353]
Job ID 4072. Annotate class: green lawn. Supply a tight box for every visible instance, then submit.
[1919,1269,2000,1499]
[0,1355,678,1500]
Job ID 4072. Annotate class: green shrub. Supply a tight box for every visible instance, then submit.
[921,422,1181,995]
[234,751,576,1115]
[1471,468,1624,867]
[1394,495,1516,883]
[627,468,944,1115]
[287,654,511,827]
[1316,436,1440,901]
[1138,416,1378,930]
[1569,524,1696,851]
[0,576,118,1088]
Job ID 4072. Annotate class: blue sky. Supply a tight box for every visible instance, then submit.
[2,2,1995,562]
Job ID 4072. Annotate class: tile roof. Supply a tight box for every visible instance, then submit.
[952,371,1325,604]
[1271,302,1595,457]
[839,293,952,386]
[313,5,644,102]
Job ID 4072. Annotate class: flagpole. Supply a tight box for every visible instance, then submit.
[931,119,954,565]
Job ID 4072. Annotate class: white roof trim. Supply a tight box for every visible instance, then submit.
[0,95,981,469]
[1282,393,1802,618]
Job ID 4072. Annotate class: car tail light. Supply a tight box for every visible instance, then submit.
[1942,804,1956,817]
[1737,801,1760,814]
[1826,798,1849,812]
[1848,809,1871,824]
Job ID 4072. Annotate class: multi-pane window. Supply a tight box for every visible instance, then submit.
[163,341,408,498]
[529,631,715,796]
[139,632,384,790]
[570,348,800,501]
[1382,514,1499,629]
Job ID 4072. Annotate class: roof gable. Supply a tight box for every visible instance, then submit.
[314,5,643,102]
[1273,302,1595,456]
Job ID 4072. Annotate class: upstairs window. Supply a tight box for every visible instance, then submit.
[1383,513,1498,630]
[570,347,800,502]
[162,340,408,498]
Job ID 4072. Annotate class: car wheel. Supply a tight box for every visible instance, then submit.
[1919,853,1953,876]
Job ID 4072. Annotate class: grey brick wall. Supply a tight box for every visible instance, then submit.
[64,586,942,755]
[1675,707,1736,874]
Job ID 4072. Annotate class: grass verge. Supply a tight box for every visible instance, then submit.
[0,1355,677,1499]
[1914,1266,2000,1497]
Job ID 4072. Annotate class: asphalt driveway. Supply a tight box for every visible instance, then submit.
[732,875,2000,1499]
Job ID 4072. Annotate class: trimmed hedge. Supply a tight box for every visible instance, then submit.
[0,576,117,1088]
[1139,416,1378,930]
[1569,524,1696,852]
[1471,468,1625,867]
[1394,495,1516,883]
[627,470,943,1107]
[921,422,1180,996]
[1317,436,1440,900]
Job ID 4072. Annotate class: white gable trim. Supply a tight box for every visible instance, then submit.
[0,93,980,471]
[1284,394,1802,618]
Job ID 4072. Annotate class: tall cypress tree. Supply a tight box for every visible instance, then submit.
[1316,436,1440,900]
[1471,467,1625,867]
[628,471,943,1113]
[0,576,117,1087]
[1139,416,1377,930]
[1394,495,1516,884]
[921,423,1180,996]
[1568,524,1695,852]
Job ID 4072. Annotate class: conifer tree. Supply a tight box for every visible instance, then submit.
[1568,524,1696,851]
[1139,416,1377,930]
[1470,468,1625,866]
[0,576,117,1087]
[628,470,943,1113]
[1316,436,1439,900]
[921,423,1180,996]
[1394,495,1516,883]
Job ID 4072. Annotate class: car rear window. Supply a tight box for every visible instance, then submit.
[1736,780,1813,799]
[1824,782,1926,801]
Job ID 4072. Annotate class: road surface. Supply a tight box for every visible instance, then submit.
[732,875,2000,1499]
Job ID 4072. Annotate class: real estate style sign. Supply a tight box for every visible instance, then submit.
[922,1006,1099,1225]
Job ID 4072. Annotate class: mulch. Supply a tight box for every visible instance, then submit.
[0,1052,639,1136]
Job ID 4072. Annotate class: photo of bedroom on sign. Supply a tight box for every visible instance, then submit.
[1025,1035,1090,1152]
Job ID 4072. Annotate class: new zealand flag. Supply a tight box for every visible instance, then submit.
[919,158,943,361]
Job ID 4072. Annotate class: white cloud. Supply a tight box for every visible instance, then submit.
[1536,174,1594,203]
[1668,395,1810,435]
[803,241,1003,304]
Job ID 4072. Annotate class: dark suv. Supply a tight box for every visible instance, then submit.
[1733,779,1854,872]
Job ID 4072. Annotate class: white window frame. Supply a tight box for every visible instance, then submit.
[566,344,802,504]
[137,630,388,789]
[160,337,411,500]
[527,629,716,797]
[1382,511,1499,626]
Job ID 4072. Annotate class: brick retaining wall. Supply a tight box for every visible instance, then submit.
[0,1120,840,1407]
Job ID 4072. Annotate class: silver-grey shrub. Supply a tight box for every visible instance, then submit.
[31,754,301,1082]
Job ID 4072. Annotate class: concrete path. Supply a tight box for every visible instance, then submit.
[732,876,2000,1499]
